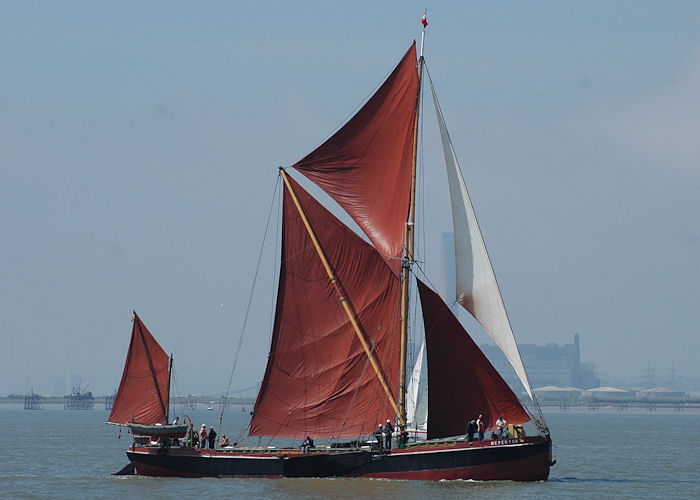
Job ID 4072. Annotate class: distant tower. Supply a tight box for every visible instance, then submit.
[667,364,680,389]
[642,363,656,388]
[572,334,581,388]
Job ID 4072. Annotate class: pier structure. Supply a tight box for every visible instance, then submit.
[24,388,43,410]
[538,397,693,412]
[179,398,198,410]
[64,383,94,410]
[105,393,115,411]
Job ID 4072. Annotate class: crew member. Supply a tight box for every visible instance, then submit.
[496,416,507,438]
[476,414,485,441]
[208,425,217,449]
[219,434,230,447]
[374,424,384,451]
[301,436,314,453]
[199,424,207,448]
[384,419,394,450]
[466,419,477,442]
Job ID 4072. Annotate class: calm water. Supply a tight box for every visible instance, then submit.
[1,408,699,499]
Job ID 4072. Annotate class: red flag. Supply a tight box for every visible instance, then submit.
[421,10,428,27]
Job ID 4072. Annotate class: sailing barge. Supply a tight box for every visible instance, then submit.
[112,21,554,481]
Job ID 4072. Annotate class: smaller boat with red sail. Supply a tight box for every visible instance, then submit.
[107,312,188,441]
[118,15,554,481]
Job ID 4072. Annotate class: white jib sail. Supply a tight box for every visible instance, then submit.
[429,77,534,400]
[406,340,427,430]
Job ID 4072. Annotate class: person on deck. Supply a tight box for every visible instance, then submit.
[219,434,230,447]
[496,416,507,438]
[199,424,207,448]
[208,425,217,449]
[466,419,477,442]
[374,424,384,451]
[476,414,485,441]
[399,430,410,449]
[301,436,314,453]
[384,419,394,450]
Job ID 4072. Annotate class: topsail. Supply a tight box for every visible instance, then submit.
[293,43,419,267]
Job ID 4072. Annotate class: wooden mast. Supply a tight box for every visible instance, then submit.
[399,23,426,432]
[166,354,173,423]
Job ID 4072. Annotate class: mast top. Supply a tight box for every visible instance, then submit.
[420,9,428,58]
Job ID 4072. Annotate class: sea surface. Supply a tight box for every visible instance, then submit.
[1,407,698,499]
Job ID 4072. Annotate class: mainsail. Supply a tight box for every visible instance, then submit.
[250,175,402,439]
[108,312,170,425]
[429,76,534,399]
[417,280,529,440]
[293,43,419,265]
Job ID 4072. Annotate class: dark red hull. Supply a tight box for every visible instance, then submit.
[126,436,551,481]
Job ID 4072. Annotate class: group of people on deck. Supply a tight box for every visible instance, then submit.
[299,418,408,454]
[173,413,510,451]
[466,414,508,441]
[174,421,232,449]
[374,419,395,451]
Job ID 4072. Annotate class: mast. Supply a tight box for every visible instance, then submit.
[399,19,426,432]
[166,354,173,423]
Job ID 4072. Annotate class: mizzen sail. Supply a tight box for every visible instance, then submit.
[108,312,170,425]
[293,43,419,265]
[429,77,534,399]
[250,174,401,439]
[417,280,529,440]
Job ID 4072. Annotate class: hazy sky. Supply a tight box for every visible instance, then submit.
[2,1,699,396]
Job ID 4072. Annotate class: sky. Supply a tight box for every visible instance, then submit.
[1,1,699,397]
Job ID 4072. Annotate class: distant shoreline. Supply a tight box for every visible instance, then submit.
[3,401,698,416]
[0,396,256,412]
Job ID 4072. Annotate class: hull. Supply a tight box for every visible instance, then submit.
[126,436,551,481]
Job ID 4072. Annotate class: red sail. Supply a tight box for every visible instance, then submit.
[108,312,170,425]
[293,43,419,264]
[250,174,401,439]
[416,280,530,439]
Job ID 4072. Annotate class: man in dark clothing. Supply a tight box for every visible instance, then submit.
[301,436,314,453]
[384,419,394,450]
[208,426,217,449]
[466,419,477,442]
[374,424,384,451]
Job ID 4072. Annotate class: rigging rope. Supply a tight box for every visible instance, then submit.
[217,175,281,438]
